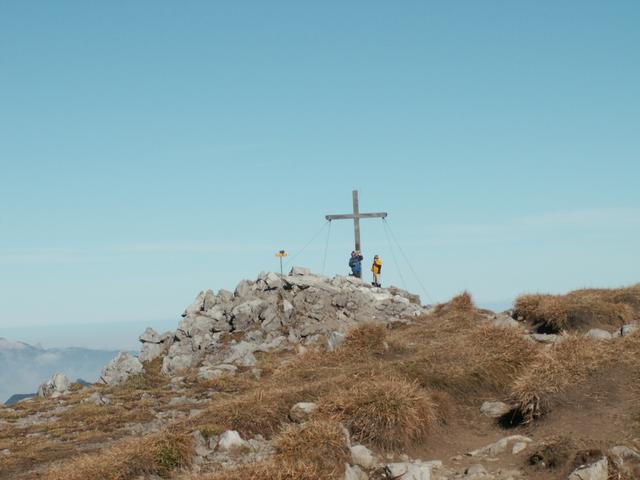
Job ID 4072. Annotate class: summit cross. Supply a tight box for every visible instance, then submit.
[325,190,388,253]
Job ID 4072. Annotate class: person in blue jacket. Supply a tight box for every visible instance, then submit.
[348,250,363,278]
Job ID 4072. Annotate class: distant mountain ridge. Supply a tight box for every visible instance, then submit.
[0,337,120,404]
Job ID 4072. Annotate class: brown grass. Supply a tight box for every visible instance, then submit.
[274,419,349,475]
[434,291,475,315]
[510,335,610,422]
[195,419,348,480]
[320,376,437,451]
[398,320,537,401]
[43,431,193,480]
[194,460,327,480]
[339,322,388,357]
[514,285,640,333]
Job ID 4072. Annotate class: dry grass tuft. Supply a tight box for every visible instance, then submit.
[515,285,640,333]
[320,377,436,451]
[274,419,349,476]
[193,419,348,480]
[529,436,576,470]
[185,383,332,438]
[339,323,388,357]
[197,460,328,480]
[44,431,193,480]
[434,291,475,315]
[399,322,537,401]
[510,335,608,422]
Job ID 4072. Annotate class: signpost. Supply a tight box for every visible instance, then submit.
[275,250,287,276]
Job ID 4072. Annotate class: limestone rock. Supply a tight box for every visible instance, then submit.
[621,324,637,337]
[610,445,640,463]
[289,266,311,276]
[585,329,612,340]
[139,327,162,344]
[161,338,196,375]
[231,299,268,331]
[492,316,521,329]
[350,444,379,469]
[217,430,249,452]
[468,435,532,457]
[81,392,111,405]
[223,341,258,367]
[529,333,559,344]
[327,331,347,352]
[198,364,237,381]
[290,402,319,423]
[512,442,528,454]
[37,373,71,398]
[136,269,429,380]
[465,464,487,477]
[385,461,431,480]
[100,352,143,386]
[568,457,608,480]
[183,291,206,317]
[344,463,368,480]
[480,401,512,418]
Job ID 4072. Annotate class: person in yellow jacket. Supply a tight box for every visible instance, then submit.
[371,255,382,287]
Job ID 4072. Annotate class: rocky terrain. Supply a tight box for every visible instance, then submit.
[1,269,639,480]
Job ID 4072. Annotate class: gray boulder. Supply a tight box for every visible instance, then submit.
[217,430,249,452]
[100,352,143,386]
[162,338,196,375]
[385,461,431,480]
[568,457,608,480]
[468,435,532,457]
[492,316,521,329]
[289,266,311,276]
[289,402,318,423]
[480,401,512,418]
[344,463,368,480]
[183,291,206,317]
[621,324,637,337]
[585,329,612,340]
[37,373,71,398]
[139,342,164,363]
[139,327,162,344]
[350,444,379,469]
[529,333,560,344]
[231,299,269,331]
[138,327,173,363]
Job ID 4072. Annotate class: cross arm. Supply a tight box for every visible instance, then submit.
[325,212,388,221]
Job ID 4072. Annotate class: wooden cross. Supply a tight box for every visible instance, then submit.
[325,190,387,253]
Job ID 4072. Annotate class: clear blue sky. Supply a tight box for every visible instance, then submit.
[1,1,639,349]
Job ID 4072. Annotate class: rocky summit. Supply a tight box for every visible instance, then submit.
[104,268,425,385]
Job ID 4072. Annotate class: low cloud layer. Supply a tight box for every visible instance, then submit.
[0,339,119,403]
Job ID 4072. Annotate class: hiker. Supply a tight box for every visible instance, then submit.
[348,250,363,278]
[371,255,382,287]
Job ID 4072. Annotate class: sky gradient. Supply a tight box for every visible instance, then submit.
[1,1,639,349]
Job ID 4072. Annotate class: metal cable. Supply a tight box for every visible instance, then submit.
[383,218,437,304]
[283,221,330,269]
[321,221,332,275]
[381,219,408,290]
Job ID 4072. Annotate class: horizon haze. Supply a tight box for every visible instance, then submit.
[1,1,639,350]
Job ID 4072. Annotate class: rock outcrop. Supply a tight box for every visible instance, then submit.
[99,268,425,379]
[37,373,71,398]
[99,352,143,386]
